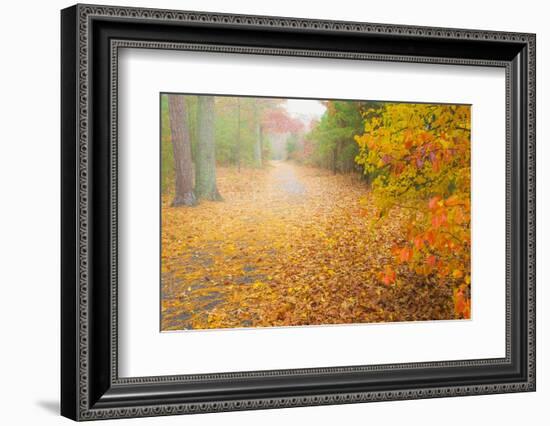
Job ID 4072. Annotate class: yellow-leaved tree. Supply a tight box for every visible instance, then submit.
[354,103,471,318]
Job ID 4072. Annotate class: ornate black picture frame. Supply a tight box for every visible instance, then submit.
[61,4,536,421]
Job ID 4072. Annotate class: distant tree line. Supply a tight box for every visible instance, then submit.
[161,94,303,205]
[290,100,381,180]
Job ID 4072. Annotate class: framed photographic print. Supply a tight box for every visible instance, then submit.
[61,4,536,421]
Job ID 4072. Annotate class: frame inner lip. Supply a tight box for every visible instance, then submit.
[109,39,513,385]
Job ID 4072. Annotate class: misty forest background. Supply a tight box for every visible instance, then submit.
[160,94,471,330]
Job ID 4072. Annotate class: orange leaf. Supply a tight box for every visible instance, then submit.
[445,195,460,206]
[425,230,436,246]
[398,247,413,263]
[453,289,470,318]
[380,265,396,285]
[431,212,447,228]
[428,196,441,210]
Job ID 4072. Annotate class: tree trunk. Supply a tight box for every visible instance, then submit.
[195,96,222,201]
[253,100,262,167]
[335,140,342,174]
[259,124,264,164]
[168,95,196,206]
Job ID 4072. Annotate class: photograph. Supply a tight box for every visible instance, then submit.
[160,94,472,331]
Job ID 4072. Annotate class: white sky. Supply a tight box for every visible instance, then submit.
[284,99,326,123]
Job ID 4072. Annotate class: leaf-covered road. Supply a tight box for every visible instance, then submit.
[161,161,454,330]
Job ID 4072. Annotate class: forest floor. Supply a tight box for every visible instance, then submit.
[161,161,454,331]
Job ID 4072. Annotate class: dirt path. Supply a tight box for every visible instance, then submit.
[161,161,453,330]
[271,161,306,196]
[162,161,361,329]
[162,161,321,329]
